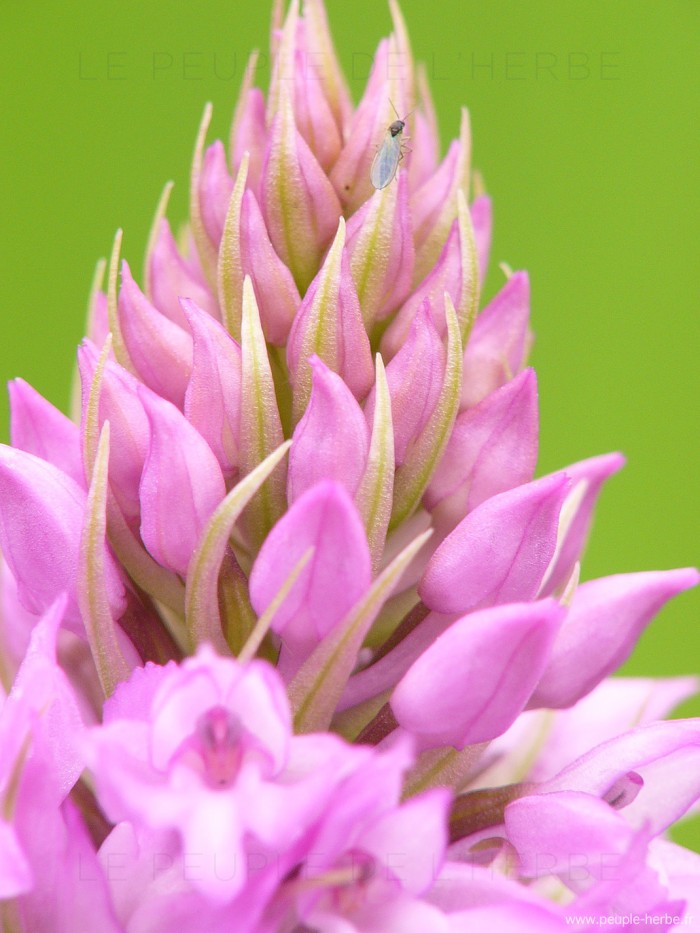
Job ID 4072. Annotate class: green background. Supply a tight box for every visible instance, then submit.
[1,1,698,847]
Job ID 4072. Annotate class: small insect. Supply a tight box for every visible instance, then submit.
[370,105,411,190]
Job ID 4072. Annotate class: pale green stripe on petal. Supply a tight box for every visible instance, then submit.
[217,152,249,340]
[83,336,187,618]
[185,441,292,653]
[143,180,174,300]
[228,50,260,167]
[356,354,395,572]
[189,102,217,288]
[239,275,287,548]
[238,545,314,664]
[289,527,432,734]
[456,188,480,343]
[106,228,133,372]
[389,295,462,530]
[291,216,345,423]
[78,423,134,697]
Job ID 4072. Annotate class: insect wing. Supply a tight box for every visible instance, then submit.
[370,132,402,190]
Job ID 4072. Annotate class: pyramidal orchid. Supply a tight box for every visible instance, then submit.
[1,1,699,930]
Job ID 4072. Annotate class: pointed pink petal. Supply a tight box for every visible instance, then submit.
[410,138,460,250]
[292,48,342,172]
[505,791,644,883]
[360,788,451,895]
[199,140,234,248]
[9,379,84,488]
[240,188,300,345]
[118,260,193,407]
[261,87,341,291]
[531,568,699,709]
[0,561,39,679]
[230,86,267,195]
[299,0,353,132]
[287,218,374,414]
[419,473,570,615]
[148,219,219,326]
[138,387,226,576]
[471,195,492,285]
[78,340,150,522]
[539,452,626,596]
[366,302,445,466]
[287,357,370,503]
[392,599,565,748]
[0,448,123,634]
[1,594,86,795]
[497,676,700,787]
[250,480,372,669]
[330,38,410,213]
[425,369,539,527]
[382,218,462,358]
[339,610,452,713]
[346,170,414,325]
[182,297,242,479]
[461,271,531,409]
[407,110,439,193]
[541,719,700,835]
[86,288,109,348]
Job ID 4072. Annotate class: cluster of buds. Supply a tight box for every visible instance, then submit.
[1,1,698,930]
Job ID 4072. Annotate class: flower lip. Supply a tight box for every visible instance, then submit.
[192,705,245,789]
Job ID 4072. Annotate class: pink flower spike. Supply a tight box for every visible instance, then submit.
[287,216,374,421]
[367,301,445,467]
[9,378,84,488]
[531,568,700,709]
[118,259,193,408]
[287,356,370,503]
[138,387,226,577]
[182,297,243,480]
[419,473,570,615]
[346,169,415,327]
[425,369,539,530]
[461,270,531,409]
[391,599,565,749]
[261,83,341,292]
[249,480,372,674]
[78,340,150,522]
[239,188,300,345]
[0,446,117,635]
[148,219,220,326]
[538,452,626,597]
[199,140,234,248]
